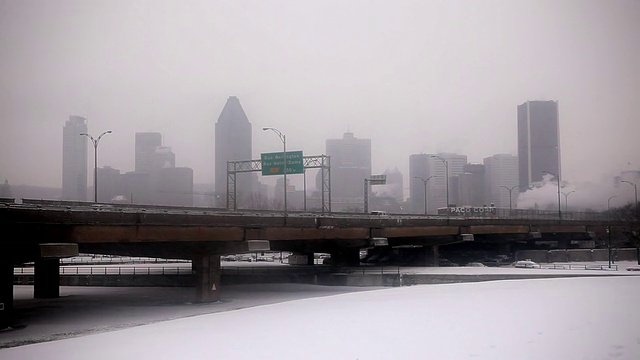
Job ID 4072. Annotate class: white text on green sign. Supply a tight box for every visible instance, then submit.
[261,151,304,175]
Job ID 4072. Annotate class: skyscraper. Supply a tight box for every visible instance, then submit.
[409,152,467,213]
[135,132,162,173]
[325,132,371,212]
[517,100,560,191]
[214,96,253,206]
[484,154,519,209]
[62,116,88,201]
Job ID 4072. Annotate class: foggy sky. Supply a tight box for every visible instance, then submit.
[1,0,639,206]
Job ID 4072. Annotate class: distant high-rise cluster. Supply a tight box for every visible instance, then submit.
[58,97,566,212]
[62,115,193,206]
[62,116,88,201]
[408,99,560,214]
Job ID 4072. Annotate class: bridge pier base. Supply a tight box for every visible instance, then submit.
[0,258,13,329]
[34,258,60,299]
[193,254,221,303]
[498,243,512,255]
[330,248,360,266]
[422,245,439,267]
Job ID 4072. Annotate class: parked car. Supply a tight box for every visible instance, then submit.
[439,258,458,267]
[465,262,486,267]
[626,265,640,271]
[514,259,539,268]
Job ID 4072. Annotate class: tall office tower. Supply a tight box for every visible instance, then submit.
[96,166,122,203]
[409,152,467,214]
[135,132,162,173]
[409,154,430,214]
[214,96,253,207]
[517,100,561,191]
[326,132,371,212]
[151,146,176,170]
[153,167,194,207]
[484,154,519,209]
[453,164,486,207]
[62,115,88,201]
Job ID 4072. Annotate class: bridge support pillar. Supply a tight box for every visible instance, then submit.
[0,258,13,329]
[193,254,221,303]
[422,245,439,266]
[305,253,315,265]
[498,243,512,255]
[330,248,360,266]
[34,258,60,299]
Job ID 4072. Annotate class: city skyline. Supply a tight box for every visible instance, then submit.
[1,1,639,205]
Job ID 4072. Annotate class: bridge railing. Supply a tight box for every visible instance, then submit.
[14,266,194,275]
[3,197,615,221]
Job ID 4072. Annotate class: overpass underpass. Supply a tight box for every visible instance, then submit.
[1,199,619,329]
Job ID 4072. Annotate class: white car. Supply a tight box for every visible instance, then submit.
[465,262,486,267]
[514,260,539,269]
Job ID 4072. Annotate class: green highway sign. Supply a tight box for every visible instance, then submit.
[261,151,304,176]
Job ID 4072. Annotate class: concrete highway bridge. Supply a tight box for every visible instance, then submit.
[0,198,626,328]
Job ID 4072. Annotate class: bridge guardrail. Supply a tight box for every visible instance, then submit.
[14,266,194,276]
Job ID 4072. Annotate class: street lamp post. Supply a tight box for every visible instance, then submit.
[621,180,639,265]
[543,171,562,221]
[500,185,518,211]
[80,130,112,203]
[562,190,576,212]
[621,180,638,212]
[607,195,617,268]
[414,176,435,215]
[263,127,287,216]
[430,155,449,209]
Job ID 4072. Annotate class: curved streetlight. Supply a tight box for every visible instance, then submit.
[562,190,576,212]
[263,127,287,216]
[607,195,617,268]
[621,180,638,212]
[80,130,112,203]
[414,176,435,215]
[500,185,519,211]
[430,155,449,209]
[542,170,561,221]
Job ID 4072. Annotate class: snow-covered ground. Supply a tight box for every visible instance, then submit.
[2,263,640,360]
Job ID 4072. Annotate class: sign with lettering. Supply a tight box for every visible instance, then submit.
[448,206,497,215]
[261,151,304,176]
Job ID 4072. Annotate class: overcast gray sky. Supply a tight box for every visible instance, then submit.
[1,0,639,197]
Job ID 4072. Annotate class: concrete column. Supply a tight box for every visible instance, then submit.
[193,254,221,303]
[34,258,60,299]
[330,248,360,266]
[432,245,440,267]
[498,243,512,255]
[0,259,13,329]
[305,253,315,265]
[422,245,439,266]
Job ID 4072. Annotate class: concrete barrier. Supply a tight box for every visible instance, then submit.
[516,248,638,264]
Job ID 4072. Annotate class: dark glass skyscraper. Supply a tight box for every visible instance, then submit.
[517,100,561,191]
[62,116,88,201]
[214,96,253,206]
